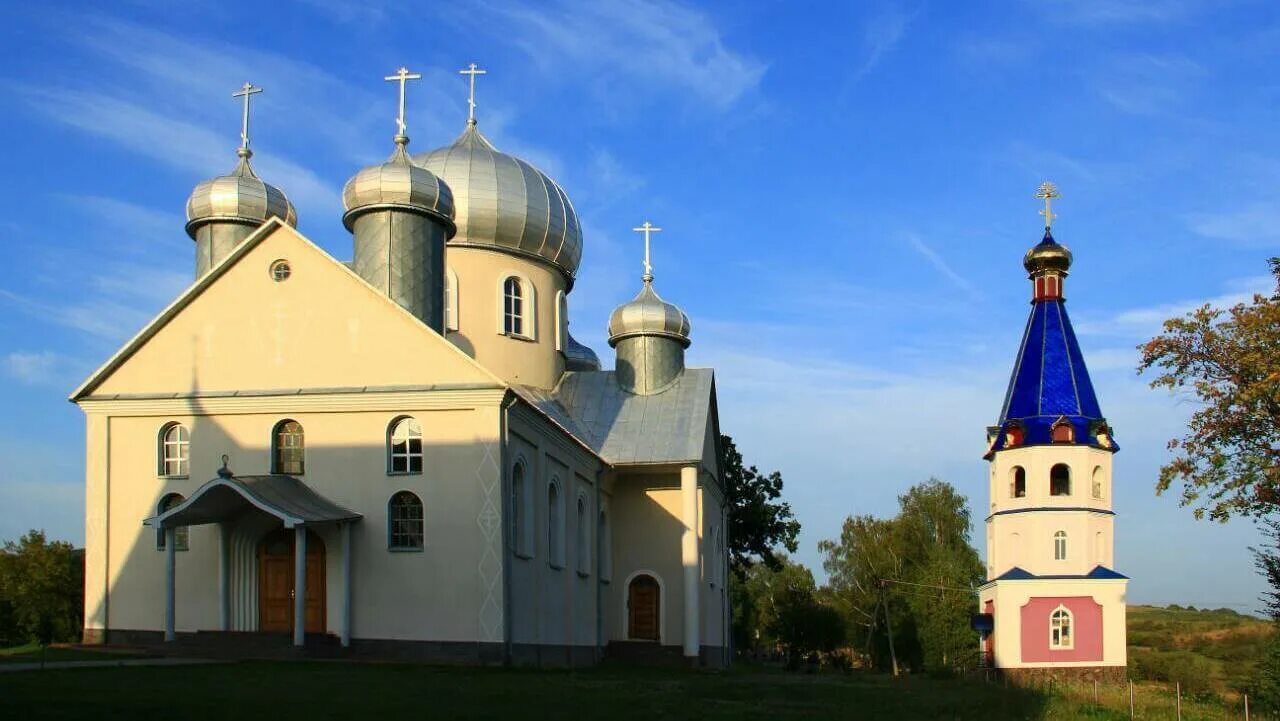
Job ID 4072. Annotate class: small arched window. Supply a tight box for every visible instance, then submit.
[444,267,459,332]
[599,508,612,582]
[503,277,525,336]
[548,479,563,568]
[388,491,424,550]
[1091,466,1104,499]
[159,423,189,478]
[156,493,189,551]
[272,420,305,475]
[388,417,423,474]
[1054,530,1067,561]
[1050,605,1073,649]
[511,461,530,557]
[1051,419,1075,443]
[1011,466,1026,498]
[576,495,589,575]
[1050,463,1071,496]
[1005,425,1024,448]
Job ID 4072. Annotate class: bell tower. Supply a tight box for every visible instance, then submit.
[978,182,1128,681]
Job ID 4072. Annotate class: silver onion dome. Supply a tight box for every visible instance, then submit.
[185,149,297,238]
[342,141,455,233]
[413,123,582,280]
[565,332,602,371]
[607,281,692,348]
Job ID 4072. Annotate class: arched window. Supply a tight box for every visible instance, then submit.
[555,290,568,352]
[1050,605,1073,649]
[503,276,524,336]
[156,493,189,551]
[388,417,423,474]
[1051,419,1075,443]
[547,479,563,568]
[1091,466,1104,499]
[576,495,589,575]
[158,423,189,478]
[1050,463,1071,496]
[511,460,530,557]
[1054,530,1067,561]
[272,420,305,475]
[1010,466,1026,498]
[599,508,612,582]
[444,267,459,332]
[1005,425,1024,448]
[388,491,424,550]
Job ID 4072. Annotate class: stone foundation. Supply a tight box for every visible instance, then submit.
[999,665,1127,686]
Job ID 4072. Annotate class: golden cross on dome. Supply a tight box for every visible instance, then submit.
[632,221,662,282]
[384,67,422,141]
[232,82,263,155]
[459,63,487,124]
[1035,181,1061,229]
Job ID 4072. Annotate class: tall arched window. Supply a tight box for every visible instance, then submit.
[576,495,589,575]
[272,420,305,475]
[1050,605,1073,649]
[1010,466,1026,498]
[156,493,189,551]
[555,290,568,352]
[547,479,563,568]
[503,276,524,336]
[1050,463,1071,496]
[158,423,189,478]
[388,417,423,474]
[444,267,459,331]
[1091,466,1104,499]
[1054,530,1067,561]
[388,491,424,550]
[599,508,612,582]
[511,461,530,557]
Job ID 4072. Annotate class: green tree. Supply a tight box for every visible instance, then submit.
[0,530,84,645]
[735,558,845,667]
[1138,258,1280,521]
[720,434,800,576]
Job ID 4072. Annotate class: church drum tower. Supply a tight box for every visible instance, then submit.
[977,183,1128,681]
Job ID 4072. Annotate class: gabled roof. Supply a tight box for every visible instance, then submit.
[144,473,361,529]
[514,368,716,469]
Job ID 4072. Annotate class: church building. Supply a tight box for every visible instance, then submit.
[978,183,1128,680]
[71,67,729,667]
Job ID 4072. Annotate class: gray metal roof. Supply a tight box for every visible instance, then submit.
[515,368,715,466]
[145,474,361,529]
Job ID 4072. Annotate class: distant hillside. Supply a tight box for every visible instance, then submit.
[1128,604,1272,696]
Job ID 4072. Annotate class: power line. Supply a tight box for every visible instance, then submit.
[880,578,977,594]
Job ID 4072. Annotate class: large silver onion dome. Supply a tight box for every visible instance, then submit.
[564,332,602,371]
[607,281,692,348]
[413,123,582,280]
[186,149,297,238]
[343,141,456,233]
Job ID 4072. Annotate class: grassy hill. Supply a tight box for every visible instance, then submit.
[1127,604,1272,696]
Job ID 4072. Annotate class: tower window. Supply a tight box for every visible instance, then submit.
[158,422,189,478]
[1005,426,1024,448]
[1054,530,1067,561]
[1050,463,1071,496]
[1050,605,1073,649]
[444,268,459,331]
[503,277,524,336]
[1010,466,1026,498]
[388,417,423,474]
[1051,419,1075,443]
[272,419,305,475]
[1091,466,1104,499]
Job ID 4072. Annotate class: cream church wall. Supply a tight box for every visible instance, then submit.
[980,579,1128,669]
[699,472,728,653]
[445,247,567,390]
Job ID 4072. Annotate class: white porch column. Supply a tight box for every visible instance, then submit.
[341,521,352,647]
[164,527,176,642]
[680,465,700,660]
[293,525,307,647]
[219,523,231,632]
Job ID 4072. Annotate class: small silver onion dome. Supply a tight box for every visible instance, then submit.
[342,140,456,233]
[185,148,297,239]
[607,281,692,348]
[564,332,602,371]
[413,123,582,280]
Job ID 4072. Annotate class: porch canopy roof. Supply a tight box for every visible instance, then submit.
[144,473,361,529]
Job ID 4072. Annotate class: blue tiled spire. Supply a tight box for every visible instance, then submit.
[987,230,1117,456]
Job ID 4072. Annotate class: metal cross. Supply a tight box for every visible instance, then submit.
[1035,181,1061,229]
[459,63,487,124]
[632,221,662,282]
[232,82,263,153]
[384,67,422,140]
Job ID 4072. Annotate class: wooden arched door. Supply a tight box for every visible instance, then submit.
[258,528,326,634]
[627,574,660,641]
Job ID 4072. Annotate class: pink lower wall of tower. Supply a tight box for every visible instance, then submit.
[1019,596,1103,663]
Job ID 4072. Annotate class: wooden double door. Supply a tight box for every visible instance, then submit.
[258,528,326,634]
[627,575,660,641]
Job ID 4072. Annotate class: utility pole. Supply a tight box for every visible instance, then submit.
[879,581,899,677]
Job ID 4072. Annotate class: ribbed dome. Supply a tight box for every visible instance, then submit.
[186,150,296,238]
[608,282,691,348]
[564,332,602,372]
[343,142,455,233]
[413,123,582,279]
[1024,229,1073,274]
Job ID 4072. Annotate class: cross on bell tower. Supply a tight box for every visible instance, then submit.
[384,66,422,145]
[232,82,263,158]
[1036,181,1061,230]
[632,221,662,283]
[459,63,487,125]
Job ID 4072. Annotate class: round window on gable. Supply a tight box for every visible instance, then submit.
[270,260,292,282]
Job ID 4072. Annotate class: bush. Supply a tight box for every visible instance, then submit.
[0,530,84,645]
[1130,649,1217,696]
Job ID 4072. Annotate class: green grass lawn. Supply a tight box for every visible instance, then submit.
[0,661,1241,721]
[0,642,147,665]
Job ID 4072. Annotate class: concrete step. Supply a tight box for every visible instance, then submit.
[604,641,689,667]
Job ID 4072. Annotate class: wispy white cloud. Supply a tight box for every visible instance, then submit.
[1075,274,1274,339]
[2,351,87,388]
[1039,0,1204,26]
[904,233,981,299]
[857,4,916,77]
[1096,53,1206,116]
[1187,202,1280,246]
[0,289,152,341]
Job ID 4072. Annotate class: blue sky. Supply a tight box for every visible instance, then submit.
[0,0,1276,610]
